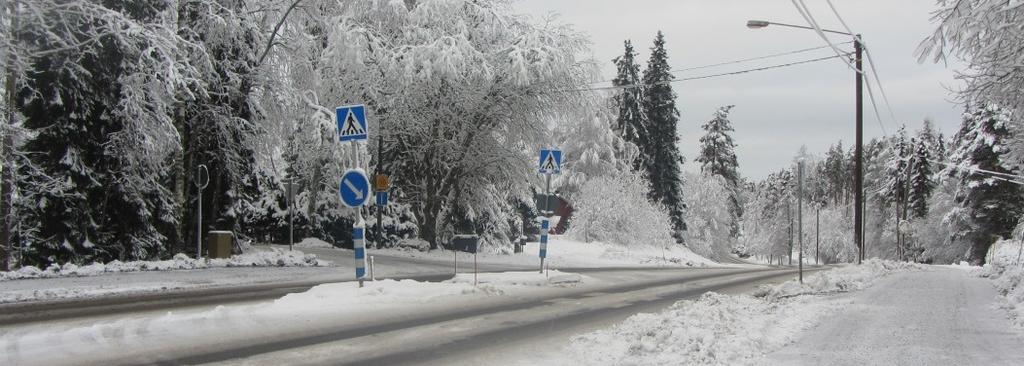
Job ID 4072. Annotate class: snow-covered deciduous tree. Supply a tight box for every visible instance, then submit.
[301,0,593,249]
[555,110,636,201]
[918,0,1024,116]
[914,178,970,263]
[567,171,675,251]
[681,172,733,260]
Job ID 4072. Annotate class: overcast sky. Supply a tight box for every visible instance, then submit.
[514,0,964,180]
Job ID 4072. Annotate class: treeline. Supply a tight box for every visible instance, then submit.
[740,107,1023,265]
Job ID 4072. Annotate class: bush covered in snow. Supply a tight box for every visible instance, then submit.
[681,172,735,260]
[1,249,326,281]
[567,171,676,251]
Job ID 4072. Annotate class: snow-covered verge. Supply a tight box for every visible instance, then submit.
[979,239,1024,327]
[0,248,326,281]
[365,236,718,269]
[447,270,585,288]
[1,272,585,366]
[562,260,925,366]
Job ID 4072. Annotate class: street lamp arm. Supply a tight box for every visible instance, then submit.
[747,20,852,36]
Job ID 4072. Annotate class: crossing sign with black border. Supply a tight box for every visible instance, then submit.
[336,104,368,142]
[538,149,562,174]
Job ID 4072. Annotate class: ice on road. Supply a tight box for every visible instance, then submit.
[763,268,1024,366]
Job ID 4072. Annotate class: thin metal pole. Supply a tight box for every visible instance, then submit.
[787,199,792,266]
[816,206,820,265]
[854,35,864,265]
[798,160,804,283]
[540,173,551,273]
[197,190,202,258]
[289,181,294,251]
[376,138,384,249]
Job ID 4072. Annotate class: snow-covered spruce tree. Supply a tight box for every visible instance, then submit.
[883,125,911,210]
[821,141,850,205]
[949,104,1024,264]
[641,31,686,240]
[908,136,934,219]
[174,0,265,251]
[696,105,741,236]
[13,0,181,265]
[611,40,649,172]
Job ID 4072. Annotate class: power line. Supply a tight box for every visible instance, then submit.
[928,158,1024,185]
[668,42,852,74]
[824,0,899,131]
[556,53,847,94]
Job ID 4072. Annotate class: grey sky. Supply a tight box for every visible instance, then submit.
[514,0,964,180]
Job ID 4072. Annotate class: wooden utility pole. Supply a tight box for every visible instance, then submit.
[854,35,864,265]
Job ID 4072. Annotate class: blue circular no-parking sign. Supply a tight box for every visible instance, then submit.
[339,168,371,207]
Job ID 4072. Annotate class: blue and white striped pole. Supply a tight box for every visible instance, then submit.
[354,220,367,286]
[539,217,549,273]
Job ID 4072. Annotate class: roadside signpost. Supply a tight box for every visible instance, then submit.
[285,179,297,251]
[336,104,370,286]
[194,164,209,259]
[537,148,562,273]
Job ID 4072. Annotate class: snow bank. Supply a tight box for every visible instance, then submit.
[294,237,335,249]
[0,249,326,281]
[446,270,584,288]
[979,239,1024,327]
[564,260,922,366]
[523,237,717,267]
[765,259,928,300]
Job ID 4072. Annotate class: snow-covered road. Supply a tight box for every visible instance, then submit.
[763,267,1024,365]
[0,266,804,366]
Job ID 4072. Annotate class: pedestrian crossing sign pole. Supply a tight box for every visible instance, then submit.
[537,148,562,273]
[336,104,370,286]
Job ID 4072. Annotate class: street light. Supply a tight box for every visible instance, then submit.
[747,19,865,265]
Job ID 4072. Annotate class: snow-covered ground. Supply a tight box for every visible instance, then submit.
[554,260,926,365]
[979,239,1024,328]
[0,236,719,304]
[0,271,590,366]
[350,235,718,269]
[0,249,325,282]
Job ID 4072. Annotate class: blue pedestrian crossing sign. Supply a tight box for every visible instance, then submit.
[336,104,368,142]
[538,149,562,174]
[339,168,371,207]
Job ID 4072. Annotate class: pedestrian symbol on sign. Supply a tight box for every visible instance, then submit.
[538,149,562,174]
[336,104,368,142]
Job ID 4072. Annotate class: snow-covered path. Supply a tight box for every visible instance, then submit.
[763,268,1024,365]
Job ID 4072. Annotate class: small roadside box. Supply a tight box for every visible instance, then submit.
[208,231,233,259]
